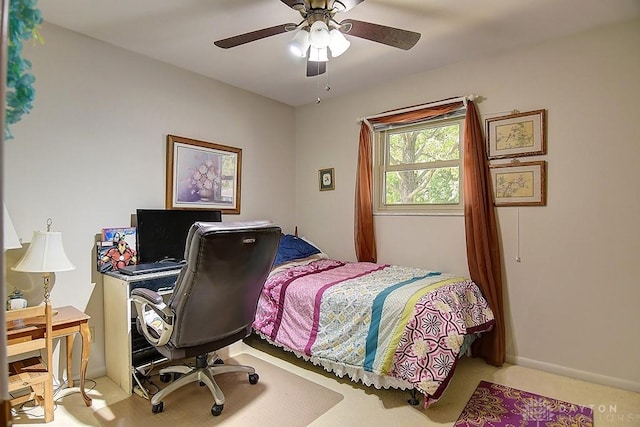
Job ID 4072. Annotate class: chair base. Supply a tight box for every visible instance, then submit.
[149,353,258,416]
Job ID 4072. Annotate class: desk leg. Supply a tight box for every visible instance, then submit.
[79,322,93,406]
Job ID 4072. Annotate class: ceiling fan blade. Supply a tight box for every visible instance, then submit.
[340,19,420,50]
[306,60,326,77]
[333,0,366,12]
[214,24,293,49]
[280,0,307,9]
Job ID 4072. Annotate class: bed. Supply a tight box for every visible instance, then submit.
[252,234,495,407]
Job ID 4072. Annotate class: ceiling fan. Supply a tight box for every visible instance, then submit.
[213,0,421,77]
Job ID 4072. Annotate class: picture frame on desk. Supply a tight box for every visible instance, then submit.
[166,134,242,214]
[97,226,138,273]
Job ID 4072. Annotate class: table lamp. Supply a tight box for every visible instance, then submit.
[11,219,75,303]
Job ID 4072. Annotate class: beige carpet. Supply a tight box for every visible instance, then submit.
[94,353,343,427]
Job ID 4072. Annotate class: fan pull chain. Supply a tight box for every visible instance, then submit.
[316,65,321,104]
[316,62,330,104]
[325,65,331,93]
[516,207,522,263]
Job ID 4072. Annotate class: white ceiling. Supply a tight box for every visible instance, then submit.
[39,0,640,107]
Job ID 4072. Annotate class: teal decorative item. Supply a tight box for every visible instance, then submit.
[5,0,43,140]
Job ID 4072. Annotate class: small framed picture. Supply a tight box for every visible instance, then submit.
[490,161,546,206]
[319,168,335,191]
[486,109,546,159]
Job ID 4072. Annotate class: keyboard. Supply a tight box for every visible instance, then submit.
[118,261,184,276]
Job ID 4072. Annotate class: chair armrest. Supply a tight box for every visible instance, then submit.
[131,290,174,347]
[131,288,163,304]
[131,288,173,325]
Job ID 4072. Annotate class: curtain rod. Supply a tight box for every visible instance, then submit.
[357,93,479,124]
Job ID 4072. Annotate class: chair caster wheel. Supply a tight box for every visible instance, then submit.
[211,403,224,416]
[152,401,164,413]
[159,373,172,383]
[249,373,259,384]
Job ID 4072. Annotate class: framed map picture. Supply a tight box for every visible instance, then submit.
[486,109,546,159]
[490,161,546,206]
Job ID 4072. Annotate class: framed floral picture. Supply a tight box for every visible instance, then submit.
[486,109,546,159]
[490,161,546,207]
[166,135,242,214]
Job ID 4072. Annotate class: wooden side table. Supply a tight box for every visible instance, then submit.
[7,305,92,406]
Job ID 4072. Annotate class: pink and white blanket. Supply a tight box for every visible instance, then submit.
[253,258,494,406]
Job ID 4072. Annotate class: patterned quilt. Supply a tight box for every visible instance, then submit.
[253,258,495,406]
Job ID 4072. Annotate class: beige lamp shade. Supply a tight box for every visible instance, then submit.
[3,204,22,250]
[12,230,75,273]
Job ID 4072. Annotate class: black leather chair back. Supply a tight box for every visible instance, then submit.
[165,221,280,354]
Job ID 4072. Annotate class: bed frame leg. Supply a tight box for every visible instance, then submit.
[408,389,420,406]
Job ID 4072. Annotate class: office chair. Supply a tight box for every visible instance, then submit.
[131,221,280,416]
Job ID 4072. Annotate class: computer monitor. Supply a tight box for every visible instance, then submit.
[135,209,222,263]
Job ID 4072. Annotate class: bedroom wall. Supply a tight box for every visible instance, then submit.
[294,18,640,391]
[3,23,296,379]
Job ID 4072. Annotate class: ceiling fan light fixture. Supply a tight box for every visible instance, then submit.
[309,46,328,62]
[288,29,311,58]
[328,28,350,57]
[213,1,423,78]
[309,20,331,49]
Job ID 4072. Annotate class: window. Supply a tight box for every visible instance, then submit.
[374,116,464,214]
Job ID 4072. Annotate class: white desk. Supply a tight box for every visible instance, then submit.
[103,269,179,395]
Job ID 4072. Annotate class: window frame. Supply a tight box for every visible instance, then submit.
[373,116,465,216]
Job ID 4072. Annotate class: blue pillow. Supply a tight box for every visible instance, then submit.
[273,234,321,266]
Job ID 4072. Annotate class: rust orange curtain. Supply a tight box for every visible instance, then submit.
[355,100,464,262]
[355,98,505,366]
[464,100,505,366]
[355,123,377,262]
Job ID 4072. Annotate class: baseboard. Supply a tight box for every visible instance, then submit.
[87,366,107,381]
[53,367,106,390]
[227,340,244,357]
[506,354,640,393]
